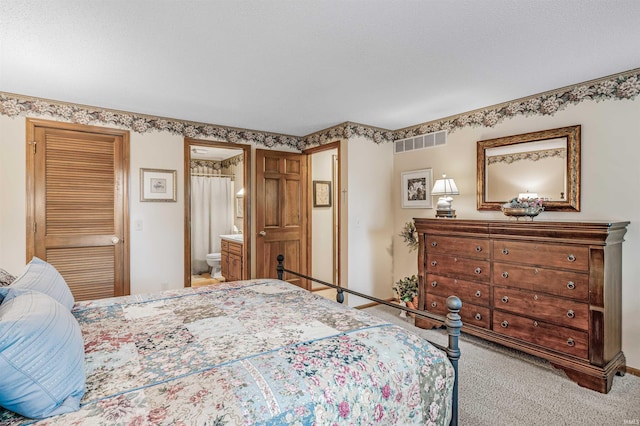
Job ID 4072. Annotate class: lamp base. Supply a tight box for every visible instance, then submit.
[436,209,456,218]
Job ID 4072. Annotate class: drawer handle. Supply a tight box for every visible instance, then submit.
[475,313,482,320]
[501,271,509,279]
[431,301,438,308]
[431,241,438,247]
[501,296,509,303]
[475,290,481,297]
[567,281,576,290]
[567,338,575,347]
[431,281,438,287]
[533,321,538,327]
[501,320,509,328]
[567,310,575,319]
[502,248,509,255]
[474,267,482,275]
[475,246,483,252]
[431,260,438,266]
[567,254,576,262]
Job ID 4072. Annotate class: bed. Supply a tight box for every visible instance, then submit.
[0,256,461,426]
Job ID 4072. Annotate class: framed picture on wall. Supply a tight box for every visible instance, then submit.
[140,168,177,202]
[401,168,433,208]
[313,180,332,207]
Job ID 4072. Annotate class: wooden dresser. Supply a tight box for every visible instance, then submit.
[414,218,629,393]
[221,238,244,282]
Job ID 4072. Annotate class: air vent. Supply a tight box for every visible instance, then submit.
[394,130,447,154]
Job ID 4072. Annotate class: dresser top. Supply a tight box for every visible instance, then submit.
[414,218,629,245]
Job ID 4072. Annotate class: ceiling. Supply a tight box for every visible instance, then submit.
[1,1,639,137]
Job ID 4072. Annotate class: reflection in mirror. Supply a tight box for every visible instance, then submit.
[477,125,581,211]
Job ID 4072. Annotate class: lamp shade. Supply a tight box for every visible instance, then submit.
[431,175,459,195]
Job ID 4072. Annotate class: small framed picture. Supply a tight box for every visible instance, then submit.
[401,168,433,208]
[140,168,177,202]
[313,180,332,207]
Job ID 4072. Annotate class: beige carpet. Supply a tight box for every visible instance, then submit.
[364,304,640,426]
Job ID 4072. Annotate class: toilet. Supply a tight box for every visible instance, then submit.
[205,253,222,278]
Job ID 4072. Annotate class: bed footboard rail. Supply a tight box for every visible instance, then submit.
[276,254,461,426]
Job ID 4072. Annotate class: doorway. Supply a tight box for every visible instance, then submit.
[305,141,340,293]
[183,138,250,287]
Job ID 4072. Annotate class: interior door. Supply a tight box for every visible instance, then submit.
[26,119,129,301]
[255,149,308,287]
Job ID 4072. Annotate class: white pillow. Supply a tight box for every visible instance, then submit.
[0,289,86,419]
[0,257,74,310]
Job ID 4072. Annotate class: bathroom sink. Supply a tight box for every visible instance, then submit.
[220,234,243,242]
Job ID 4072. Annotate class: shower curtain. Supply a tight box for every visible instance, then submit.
[191,176,234,275]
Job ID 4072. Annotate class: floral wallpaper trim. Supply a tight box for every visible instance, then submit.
[487,148,566,166]
[300,121,395,146]
[221,154,243,168]
[393,68,640,141]
[0,93,304,149]
[1,68,639,148]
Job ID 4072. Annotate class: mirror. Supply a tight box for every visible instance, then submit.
[477,125,580,211]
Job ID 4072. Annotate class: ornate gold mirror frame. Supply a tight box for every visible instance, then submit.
[477,125,581,211]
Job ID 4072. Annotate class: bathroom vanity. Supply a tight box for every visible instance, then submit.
[220,235,244,282]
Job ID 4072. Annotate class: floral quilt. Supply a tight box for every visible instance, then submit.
[0,279,454,425]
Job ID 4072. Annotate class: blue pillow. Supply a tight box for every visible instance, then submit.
[0,257,74,310]
[0,289,85,419]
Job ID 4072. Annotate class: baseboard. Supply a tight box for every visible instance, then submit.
[626,365,640,377]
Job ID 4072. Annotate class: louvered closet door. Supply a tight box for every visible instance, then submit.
[29,121,129,301]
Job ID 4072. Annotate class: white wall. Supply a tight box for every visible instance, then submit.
[393,96,640,368]
[345,135,394,306]
[0,115,27,274]
[129,132,185,293]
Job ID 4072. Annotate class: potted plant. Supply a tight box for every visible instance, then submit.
[393,275,419,314]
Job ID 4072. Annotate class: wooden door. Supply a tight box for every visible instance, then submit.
[255,149,308,287]
[26,119,129,301]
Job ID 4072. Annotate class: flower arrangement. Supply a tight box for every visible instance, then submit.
[501,196,544,220]
[502,196,544,209]
[393,275,418,302]
[399,220,419,251]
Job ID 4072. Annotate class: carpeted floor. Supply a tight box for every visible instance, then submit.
[364,304,640,426]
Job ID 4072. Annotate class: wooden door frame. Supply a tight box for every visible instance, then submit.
[25,118,131,294]
[183,138,251,287]
[303,141,341,286]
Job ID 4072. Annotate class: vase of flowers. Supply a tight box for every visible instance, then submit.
[501,196,544,220]
[399,220,419,251]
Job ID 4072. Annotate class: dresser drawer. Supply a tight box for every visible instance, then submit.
[426,293,490,329]
[493,240,589,271]
[426,254,491,282]
[494,287,588,330]
[492,262,588,301]
[493,311,588,359]
[426,235,489,259]
[425,274,489,306]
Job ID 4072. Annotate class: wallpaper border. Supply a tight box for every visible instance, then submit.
[1,68,638,149]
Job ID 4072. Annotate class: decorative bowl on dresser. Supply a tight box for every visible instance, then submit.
[414,218,629,393]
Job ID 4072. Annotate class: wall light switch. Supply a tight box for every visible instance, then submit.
[134,219,143,231]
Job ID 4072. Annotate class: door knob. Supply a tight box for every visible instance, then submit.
[111,236,120,244]
[259,231,266,236]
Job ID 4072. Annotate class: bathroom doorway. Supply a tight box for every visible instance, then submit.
[183,138,250,287]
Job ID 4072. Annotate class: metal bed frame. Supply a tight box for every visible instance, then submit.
[276,254,462,425]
